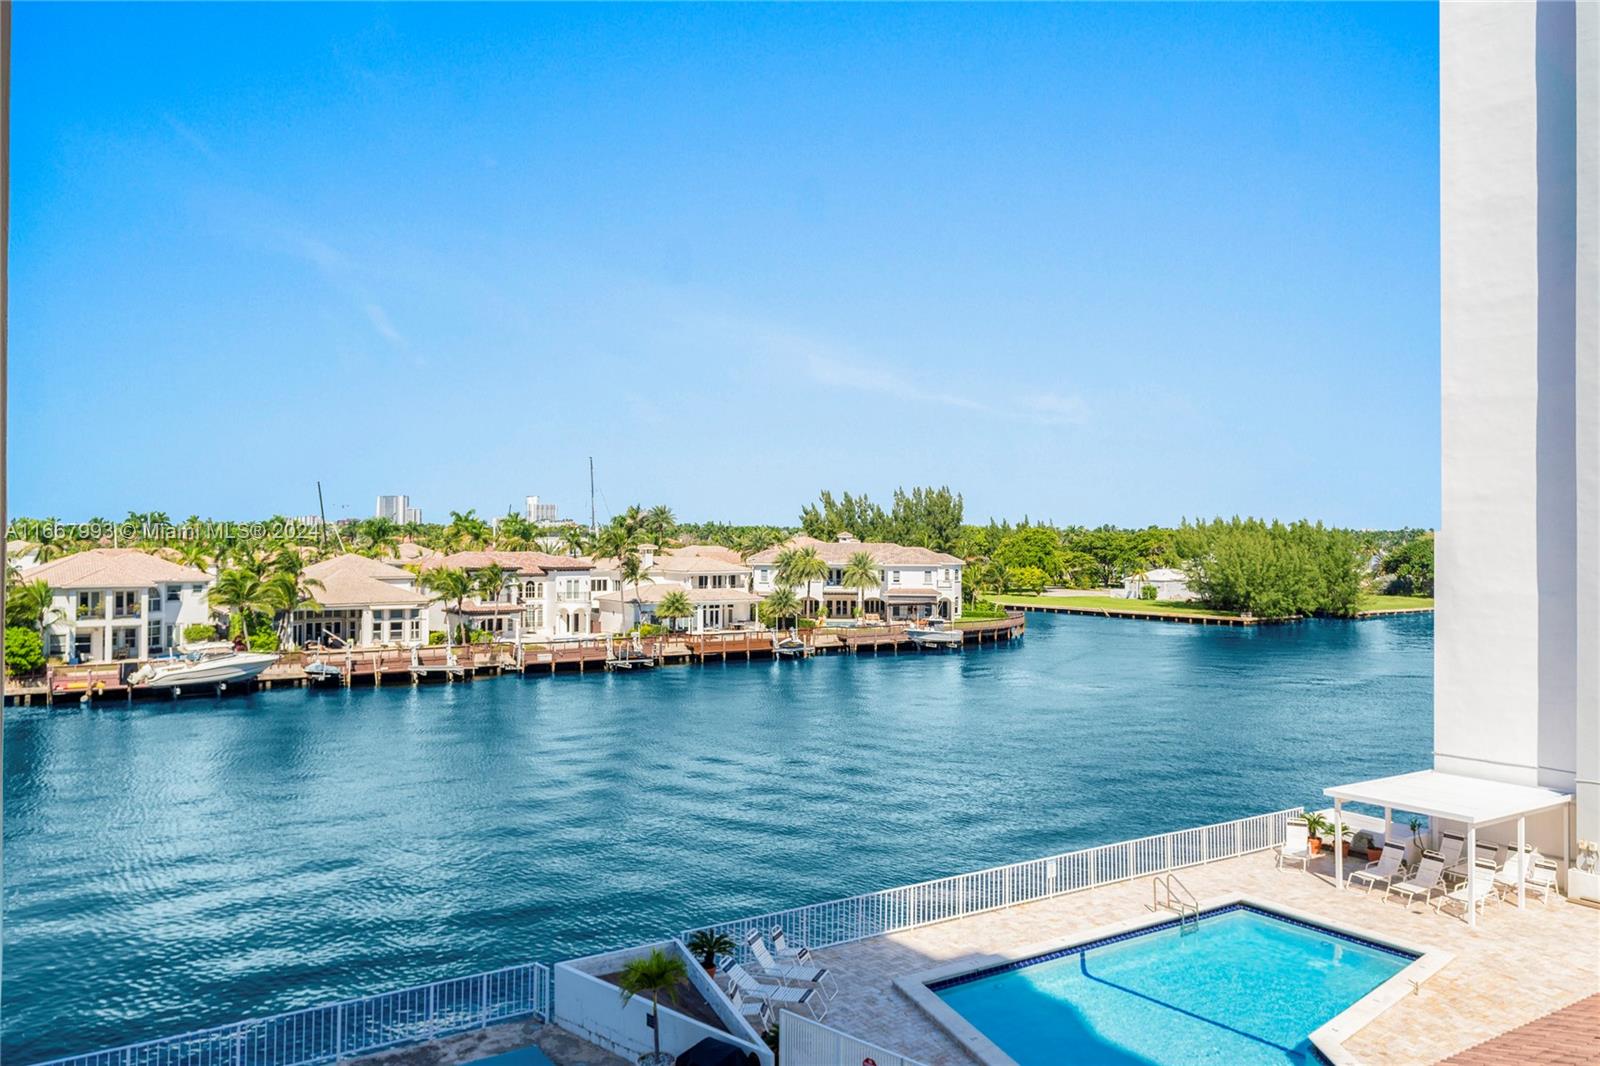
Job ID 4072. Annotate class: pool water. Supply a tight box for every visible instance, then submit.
[2,612,1431,1063]
[934,906,1415,1065]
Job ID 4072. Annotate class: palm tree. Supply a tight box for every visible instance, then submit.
[358,517,401,558]
[776,546,828,615]
[208,568,274,639]
[559,525,591,558]
[762,586,801,630]
[6,578,59,640]
[616,948,687,1065]
[840,550,879,619]
[419,566,474,644]
[656,589,694,633]
[445,510,492,551]
[473,563,510,605]
[265,570,325,646]
[496,514,535,550]
[642,505,676,547]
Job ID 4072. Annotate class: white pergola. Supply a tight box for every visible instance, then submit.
[1323,769,1573,927]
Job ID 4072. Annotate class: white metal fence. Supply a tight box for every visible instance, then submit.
[777,1011,927,1066]
[32,963,551,1066]
[683,808,1301,957]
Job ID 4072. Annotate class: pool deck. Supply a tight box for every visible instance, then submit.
[805,849,1599,1065]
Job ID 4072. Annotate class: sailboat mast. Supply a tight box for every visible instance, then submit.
[589,456,597,535]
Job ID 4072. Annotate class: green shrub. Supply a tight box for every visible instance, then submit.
[5,627,45,677]
[635,623,666,637]
[246,630,280,654]
[1139,584,1159,601]
[183,623,218,643]
[428,631,447,645]
[1005,565,1048,594]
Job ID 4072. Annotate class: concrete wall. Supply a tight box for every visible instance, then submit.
[553,941,771,1066]
[1575,0,1600,860]
[1437,1,1585,794]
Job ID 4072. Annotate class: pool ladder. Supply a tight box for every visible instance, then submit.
[1153,873,1200,935]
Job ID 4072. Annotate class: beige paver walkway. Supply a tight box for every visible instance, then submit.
[351,1020,628,1066]
[807,850,1600,1066]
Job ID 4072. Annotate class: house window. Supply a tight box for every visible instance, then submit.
[190,584,204,594]
[891,571,901,584]
[77,592,102,617]
[74,634,93,660]
[168,586,181,601]
[148,589,161,612]
[924,570,933,585]
[148,619,162,653]
[46,633,65,658]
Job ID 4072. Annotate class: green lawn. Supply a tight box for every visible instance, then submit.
[987,594,1247,618]
[1356,593,1435,612]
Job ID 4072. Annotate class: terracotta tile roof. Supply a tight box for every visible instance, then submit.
[596,582,762,607]
[304,554,429,609]
[1439,994,1600,1065]
[652,549,752,575]
[746,535,962,568]
[22,548,211,589]
[425,550,592,575]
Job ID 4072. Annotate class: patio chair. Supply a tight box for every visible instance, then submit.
[1447,841,1502,886]
[1433,859,1501,921]
[1387,850,1448,911]
[1348,841,1407,894]
[1524,858,1561,907]
[727,985,774,1033]
[1491,845,1536,899]
[723,960,828,1021]
[770,926,815,964]
[1277,819,1312,871]
[1436,831,1467,869]
[744,929,838,997]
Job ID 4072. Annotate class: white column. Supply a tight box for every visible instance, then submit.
[1383,806,1393,845]
[1334,800,1344,888]
[1517,815,1527,909]
[1466,824,1478,928]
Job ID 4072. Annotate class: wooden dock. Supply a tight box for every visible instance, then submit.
[5,614,1027,706]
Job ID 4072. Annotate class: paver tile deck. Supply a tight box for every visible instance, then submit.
[806,849,1600,1065]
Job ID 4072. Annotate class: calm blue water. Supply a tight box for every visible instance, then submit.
[2,613,1432,1063]
[935,906,1414,1065]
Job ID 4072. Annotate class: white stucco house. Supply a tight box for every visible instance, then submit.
[1122,567,1195,601]
[748,534,964,621]
[22,548,213,662]
[421,550,599,641]
[594,544,760,633]
[290,554,433,648]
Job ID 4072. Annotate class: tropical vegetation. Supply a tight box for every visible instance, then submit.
[615,947,688,1064]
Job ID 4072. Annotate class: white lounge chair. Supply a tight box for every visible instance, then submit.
[1435,831,1466,869]
[744,929,838,997]
[1491,846,1535,899]
[723,960,828,1021]
[1524,858,1561,907]
[728,985,773,1033]
[1433,859,1500,921]
[1277,819,1311,871]
[770,926,814,964]
[1387,851,1447,910]
[1348,841,1407,894]
[1447,841,1501,886]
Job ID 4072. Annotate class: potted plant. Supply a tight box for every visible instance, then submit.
[1302,813,1331,855]
[1330,821,1356,857]
[685,930,734,977]
[1351,830,1381,862]
[618,947,687,1066]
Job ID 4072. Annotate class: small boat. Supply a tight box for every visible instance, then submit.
[605,634,657,670]
[908,618,964,649]
[303,661,343,685]
[772,629,809,658]
[128,642,279,692]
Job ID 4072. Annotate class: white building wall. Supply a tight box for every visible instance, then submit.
[1438,2,1594,849]
[1576,0,1599,849]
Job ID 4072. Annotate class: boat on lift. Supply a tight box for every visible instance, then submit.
[128,642,279,693]
[907,617,964,649]
[772,628,809,658]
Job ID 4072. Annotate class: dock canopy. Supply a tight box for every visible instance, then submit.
[1322,769,1572,926]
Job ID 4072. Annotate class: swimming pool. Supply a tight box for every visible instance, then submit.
[931,905,1416,1065]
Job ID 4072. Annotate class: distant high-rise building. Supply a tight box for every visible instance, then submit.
[525,495,559,524]
[376,495,421,525]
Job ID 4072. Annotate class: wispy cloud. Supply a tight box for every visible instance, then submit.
[363,303,406,346]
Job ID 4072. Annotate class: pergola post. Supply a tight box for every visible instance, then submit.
[1562,802,1570,893]
[1334,799,1344,889]
[1383,806,1393,846]
[1517,815,1526,909]
[1466,824,1478,928]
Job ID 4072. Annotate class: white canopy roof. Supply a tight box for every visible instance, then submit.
[1324,769,1572,826]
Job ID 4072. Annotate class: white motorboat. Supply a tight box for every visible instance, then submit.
[907,618,964,649]
[128,642,279,691]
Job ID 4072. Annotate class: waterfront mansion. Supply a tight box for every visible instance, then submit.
[12,533,967,663]
[749,533,965,622]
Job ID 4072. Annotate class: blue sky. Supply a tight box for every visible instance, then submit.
[9,2,1439,528]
